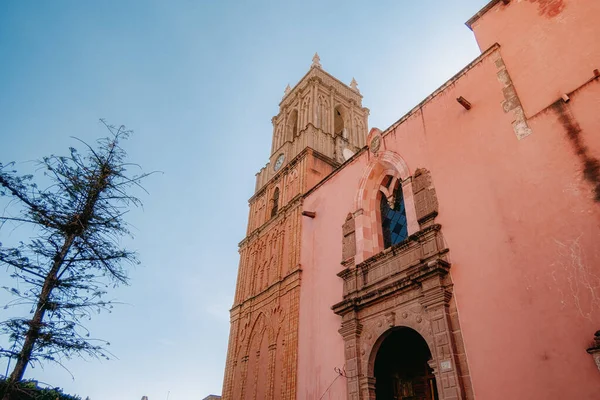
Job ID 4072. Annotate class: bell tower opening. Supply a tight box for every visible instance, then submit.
[374,327,438,400]
[334,105,346,137]
[287,109,298,142]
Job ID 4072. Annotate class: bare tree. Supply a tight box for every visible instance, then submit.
[0,121,152,399]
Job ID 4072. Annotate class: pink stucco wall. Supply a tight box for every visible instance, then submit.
[470,0,600,116]
[297,157,367,400]
[297,1,600,399]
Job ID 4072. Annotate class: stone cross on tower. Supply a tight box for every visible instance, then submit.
[311,52,321,68]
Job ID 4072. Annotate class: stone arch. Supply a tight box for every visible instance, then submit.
[270,186,281,218]
[238,312,268,399]
[273,123,284,152]
[243,312,270,356]
[286,109,299,142]
[249,238,267,296]
[315,94,330,131]
[366,325,438,400]
[244,312,269,400]
[350,115,366,145]
[364,320,436,381]
[353,150,419,263]
[254,327,270,399]
[271,326,285,399]
[245,246,257,298]
[334,104,347,137]
[285,168,299,202]
[301,97,310,128]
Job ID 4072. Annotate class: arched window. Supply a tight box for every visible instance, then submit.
[334,105,345,137]
[287,110,298,142]
[380,177,408,248]
[271,187,280,218]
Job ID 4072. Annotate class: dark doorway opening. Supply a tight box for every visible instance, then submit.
[374,327,438,400]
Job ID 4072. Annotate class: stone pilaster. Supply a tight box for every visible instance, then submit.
[266,343,277,398]
[421,274,464,400]
[339,316,363,400]
[239,355,250,400]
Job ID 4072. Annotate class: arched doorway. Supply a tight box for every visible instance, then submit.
[373,327,438,400]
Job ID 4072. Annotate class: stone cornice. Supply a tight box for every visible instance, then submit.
[303,146,368,199]
[332,224,450,316]
[279,65,363,108]
[380,43,501,142]
[332,259,450,316]
[250,146,338,204]
[238,196,301,248]
[357,224,443,269]
[230,265,302,314]
[466,0,504,29]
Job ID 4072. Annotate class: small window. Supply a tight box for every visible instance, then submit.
[380,179,408,248]
[271,188,280,217]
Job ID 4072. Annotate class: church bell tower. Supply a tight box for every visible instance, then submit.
[221,54,369,400]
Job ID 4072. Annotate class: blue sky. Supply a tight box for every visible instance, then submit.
[0,1,487,399]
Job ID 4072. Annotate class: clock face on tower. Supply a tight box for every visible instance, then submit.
[274,153,285,172]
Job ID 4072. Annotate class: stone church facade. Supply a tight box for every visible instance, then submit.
[223,1,600,399]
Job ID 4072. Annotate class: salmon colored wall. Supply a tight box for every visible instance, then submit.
[470,0,600,116]
[297,157,369,400]
[297,3,600,398]
[415,57,600,400]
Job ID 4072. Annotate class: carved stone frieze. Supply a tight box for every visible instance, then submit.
[342,213,357,261]
[413,168,439,227]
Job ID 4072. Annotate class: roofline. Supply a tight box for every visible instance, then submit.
[381,43,500,138]
[303,43,501,200]
[303,146,367,199]
[466,0,503,30]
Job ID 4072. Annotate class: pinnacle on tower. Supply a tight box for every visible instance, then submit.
[284,84,291,97]
[350,77,359,93]
[311,52,321,68]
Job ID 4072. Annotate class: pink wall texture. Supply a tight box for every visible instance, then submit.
[297,1,600,399]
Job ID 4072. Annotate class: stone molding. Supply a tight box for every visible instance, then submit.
[280,64,363,107]
[493,49,532,140]
[353,151,436,263]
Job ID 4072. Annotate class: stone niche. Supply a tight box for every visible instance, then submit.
[333,170,474,400]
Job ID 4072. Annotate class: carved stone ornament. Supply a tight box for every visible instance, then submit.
[350,77,359,93]
[370,135,381,154]
[385,311,395,327]
[311,52,321,69]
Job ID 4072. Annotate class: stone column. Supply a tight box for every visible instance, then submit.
[420,273,464,400]
[339,316,363,400]
[239,355,250,400]
[310,83,316,127]
[349,104,355,145]
[359,376,376,400]
[329,90,335,135]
